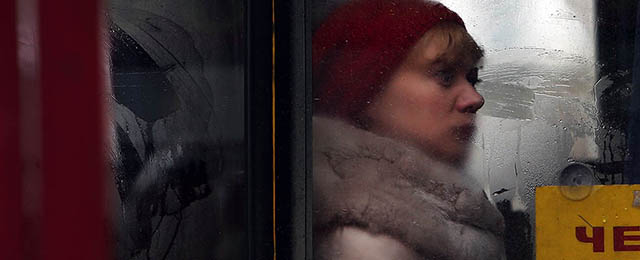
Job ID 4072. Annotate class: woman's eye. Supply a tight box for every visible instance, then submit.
[466,68,482,86]
[434,71,455,86]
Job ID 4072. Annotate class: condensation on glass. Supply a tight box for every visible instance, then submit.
[444,1,637,258]
[107,1,246,259]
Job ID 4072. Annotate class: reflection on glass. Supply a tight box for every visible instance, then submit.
[108,1,246,259]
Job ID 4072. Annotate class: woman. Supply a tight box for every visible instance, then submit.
[312,0,506,259]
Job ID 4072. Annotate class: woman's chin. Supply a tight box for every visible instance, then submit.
[424,143,470,168]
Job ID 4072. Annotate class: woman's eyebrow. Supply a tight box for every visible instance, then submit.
[424,58,447,70]
[430,53,466,67]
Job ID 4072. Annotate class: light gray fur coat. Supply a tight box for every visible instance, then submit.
[313,116,506,260]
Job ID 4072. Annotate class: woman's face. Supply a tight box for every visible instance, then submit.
[365,31,484,166]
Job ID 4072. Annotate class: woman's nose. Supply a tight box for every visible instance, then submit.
[455,84,484,113]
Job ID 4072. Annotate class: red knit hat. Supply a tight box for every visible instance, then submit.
[313,0,465,124]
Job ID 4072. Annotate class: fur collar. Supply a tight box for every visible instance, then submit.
[313,116,505,259]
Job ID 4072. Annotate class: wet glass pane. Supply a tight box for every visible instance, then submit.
[441,1,599,258]
[311,0,636,259]
[107,1,246,259]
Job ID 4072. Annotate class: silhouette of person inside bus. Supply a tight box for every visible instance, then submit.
[312,0,506,259]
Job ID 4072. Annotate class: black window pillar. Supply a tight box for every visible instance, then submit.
[274,0,312,259]
[247,0,275,258]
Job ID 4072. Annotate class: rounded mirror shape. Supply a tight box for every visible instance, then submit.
[559,163,596,201]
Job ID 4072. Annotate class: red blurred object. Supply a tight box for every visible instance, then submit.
[0,0,22,258]
[39,0,108,259]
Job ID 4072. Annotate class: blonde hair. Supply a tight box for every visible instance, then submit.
[419,22,484,70]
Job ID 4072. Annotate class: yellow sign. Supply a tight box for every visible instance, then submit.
[537,185,640,259]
